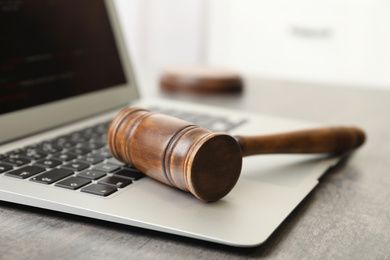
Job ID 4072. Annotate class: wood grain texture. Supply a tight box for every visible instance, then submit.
[1,77,389,259]
[107,107,242,202]
[160,65,243,94]
[235,126,365,156]
[108,108,364,201]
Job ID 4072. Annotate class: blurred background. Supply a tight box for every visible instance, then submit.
[114,0,390,96]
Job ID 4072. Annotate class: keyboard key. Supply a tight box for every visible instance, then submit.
[55,176,91,190]
[192,114,215,127]
[51,152,77,162]
[68,147,91,156]
[55,140,77,149]
[34,158,62,168]
[90,134,107,144]
[106,158,125,166]
[1,157,30,167]
[207,120,233,132]
[93,122,110,134]
[69,131,88,142]
[23,144,40,151]
[5,165,46,179]
[77,169,106,180]
[113,168,145,180]
[23,146,48,154]
[92,148,112,158]
[30,168,73,184]
[78,155,104,165]
[93,163,120,173]
[149,106,247,132]
[81,184,117,196]
[38,142,63,153]
[54,136,70,143]
[61,161,89,171]
[81,127,94,136]
[174,111,198,122]
[98,176,132,188]
[4,148,24,157]
[80,141,106,150]
[18,150,47,160]
[0,163,13,173]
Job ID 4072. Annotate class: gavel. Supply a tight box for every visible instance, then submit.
[107,107,365,202]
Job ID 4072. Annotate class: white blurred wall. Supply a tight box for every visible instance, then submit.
[115,0,390,90]
[115,0,207,68]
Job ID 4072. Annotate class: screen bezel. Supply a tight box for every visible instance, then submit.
[0,0,139,144]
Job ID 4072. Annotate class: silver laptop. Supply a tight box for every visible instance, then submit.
[0,0,340,247]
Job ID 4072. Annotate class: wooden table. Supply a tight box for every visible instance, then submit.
[1,77,389,259]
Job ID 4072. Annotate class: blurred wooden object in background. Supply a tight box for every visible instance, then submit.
[160,65,243,94]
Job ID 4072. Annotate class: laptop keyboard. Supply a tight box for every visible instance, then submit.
[0,107,246,197]
[148,106,246,132]
[0,121,145,197]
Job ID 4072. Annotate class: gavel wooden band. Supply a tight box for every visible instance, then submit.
[107,107,366,202]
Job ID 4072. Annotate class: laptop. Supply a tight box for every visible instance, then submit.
[0,0,340,247]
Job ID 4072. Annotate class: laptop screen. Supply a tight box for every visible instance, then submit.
[0,0,127,115]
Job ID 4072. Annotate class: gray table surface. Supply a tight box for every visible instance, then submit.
[1,77,389,260]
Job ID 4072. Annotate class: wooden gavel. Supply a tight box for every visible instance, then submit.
[107,107,365,202]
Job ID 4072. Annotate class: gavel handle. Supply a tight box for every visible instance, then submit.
[234,126,366,157]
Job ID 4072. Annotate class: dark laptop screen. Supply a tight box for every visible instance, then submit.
[0,0,127,115]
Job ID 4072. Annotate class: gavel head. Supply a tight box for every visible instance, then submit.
[107,107,242,202]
